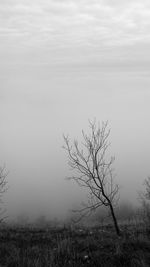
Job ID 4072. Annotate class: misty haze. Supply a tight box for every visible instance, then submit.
[0,0,150,266]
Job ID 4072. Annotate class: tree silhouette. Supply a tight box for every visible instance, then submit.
[63,120,120,236]
[0,165,8,222]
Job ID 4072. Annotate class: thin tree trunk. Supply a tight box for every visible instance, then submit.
[101,188,121,236]
[109,203,121,236]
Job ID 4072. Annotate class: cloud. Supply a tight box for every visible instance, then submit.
[0,0,150,48]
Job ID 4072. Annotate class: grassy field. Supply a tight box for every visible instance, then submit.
[0,223,150,267]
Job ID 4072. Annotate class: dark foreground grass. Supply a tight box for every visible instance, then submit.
[0,226,150,267]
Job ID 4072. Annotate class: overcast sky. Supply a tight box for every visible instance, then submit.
[1,0,150,221]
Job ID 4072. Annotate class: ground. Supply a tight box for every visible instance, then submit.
[0,223,150,267]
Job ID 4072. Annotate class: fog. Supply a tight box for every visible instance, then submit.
[1,0,150,222]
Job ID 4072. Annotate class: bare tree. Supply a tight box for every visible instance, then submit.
[144,177,150,200]
[140,177,150,225]
[0,165,8,222]
[63,120,120,236]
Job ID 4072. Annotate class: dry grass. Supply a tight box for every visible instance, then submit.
[0,224,150,267]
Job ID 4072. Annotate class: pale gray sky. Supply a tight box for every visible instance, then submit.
[1,0,150,221]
